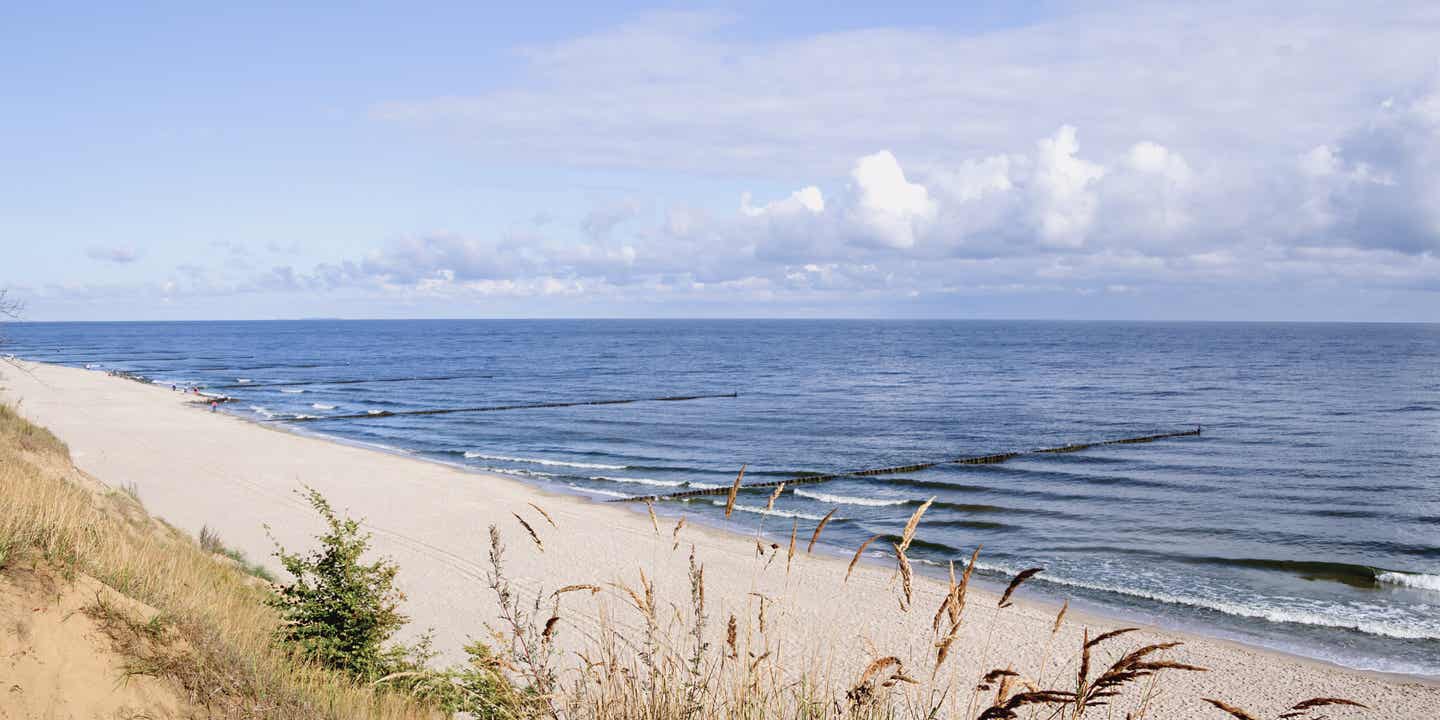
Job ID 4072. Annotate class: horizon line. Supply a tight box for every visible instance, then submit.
[7,317,1440,325]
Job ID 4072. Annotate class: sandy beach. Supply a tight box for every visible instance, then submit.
[3,360,1436,719]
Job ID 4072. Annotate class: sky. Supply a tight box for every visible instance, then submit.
[3,1,1440,321]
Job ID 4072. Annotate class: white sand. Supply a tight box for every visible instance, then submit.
[3,361,1436,718]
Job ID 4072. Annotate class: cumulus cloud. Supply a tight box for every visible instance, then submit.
[278,104,1434,309]
[740,186,824,216]
[86,246,141,264]
[847,151,936,249]
[1292,85,1440,253]
[1028,126,1106,248]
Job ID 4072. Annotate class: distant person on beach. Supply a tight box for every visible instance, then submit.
[210,400,217,412]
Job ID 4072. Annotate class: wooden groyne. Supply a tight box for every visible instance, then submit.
[610,427,1201,503]
[211,373,493,390]
[1032,429,1199,454]
[273,392,740,423]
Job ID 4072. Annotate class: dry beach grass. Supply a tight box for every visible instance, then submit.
[0,402,439,717]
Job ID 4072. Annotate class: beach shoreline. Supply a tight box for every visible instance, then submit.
[294,424,1440,690]
[4,360,1438,717]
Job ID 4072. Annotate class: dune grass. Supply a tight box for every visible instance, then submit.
[200,523,277,582]
[0,401,441,719]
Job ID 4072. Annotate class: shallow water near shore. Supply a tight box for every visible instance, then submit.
[6,319,1440,676]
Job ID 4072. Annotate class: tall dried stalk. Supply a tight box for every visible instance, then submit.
[846,534,883,583]
[682,548,709,718]
[486,525,561,718]
[765,483,785,512]
[897,496,934,553]
[806,508,837,553]
[786,519,797,574]
[723,465,746,519]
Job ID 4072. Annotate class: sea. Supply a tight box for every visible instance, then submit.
[3,320,1438,676]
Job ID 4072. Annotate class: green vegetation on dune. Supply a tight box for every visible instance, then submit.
[0,401,443,719]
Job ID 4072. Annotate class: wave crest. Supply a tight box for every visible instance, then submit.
[794,489,906,507]
[1376,571,1440,592]
[463,452,625,470]
[590,475,684,488]
[707,500,832,521]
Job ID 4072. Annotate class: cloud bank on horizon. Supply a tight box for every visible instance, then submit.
[5,2,1440,320]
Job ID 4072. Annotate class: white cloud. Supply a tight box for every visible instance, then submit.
[848,151,935,249]
[927,155,1015,204]
[741,186,824,216]
[1291,84,1440,252]
[1127,142,1192,187]
[378,3,1440,177]
[1029,126,1105,248]
[1299,144,1341,178]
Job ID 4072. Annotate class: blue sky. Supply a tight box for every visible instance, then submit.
[3,1,1439,321]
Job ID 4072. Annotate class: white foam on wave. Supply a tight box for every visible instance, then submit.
[292,413,318,420]
[590,475,684,488]
[963,564,1440,642]
[481,466,558,479]
[248,405,274,418]
[1376,571,1440,592]
[579,487,631,499]
[462,452,625,470]
[280,388,305,394]
[367,409,384,415]
[236,378,251,383]
[311,403,336,410]
[709,500,831,521]
[794,489,907,507]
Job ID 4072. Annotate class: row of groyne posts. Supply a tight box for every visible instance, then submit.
[94,365,1201,501]
[606,427,1203,504]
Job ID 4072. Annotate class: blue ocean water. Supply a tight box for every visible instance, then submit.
[5,320,1439,675]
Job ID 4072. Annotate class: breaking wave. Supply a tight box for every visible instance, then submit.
[462,452,625,470]
[708,500,832,521]
[480,466,558,479]
[794,489,907,507]
[1376,571,1440,592]
[590,475,685,488]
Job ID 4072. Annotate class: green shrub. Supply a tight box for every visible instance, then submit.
[268,487,409,682]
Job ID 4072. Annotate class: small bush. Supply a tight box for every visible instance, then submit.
[268,487,410,682]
